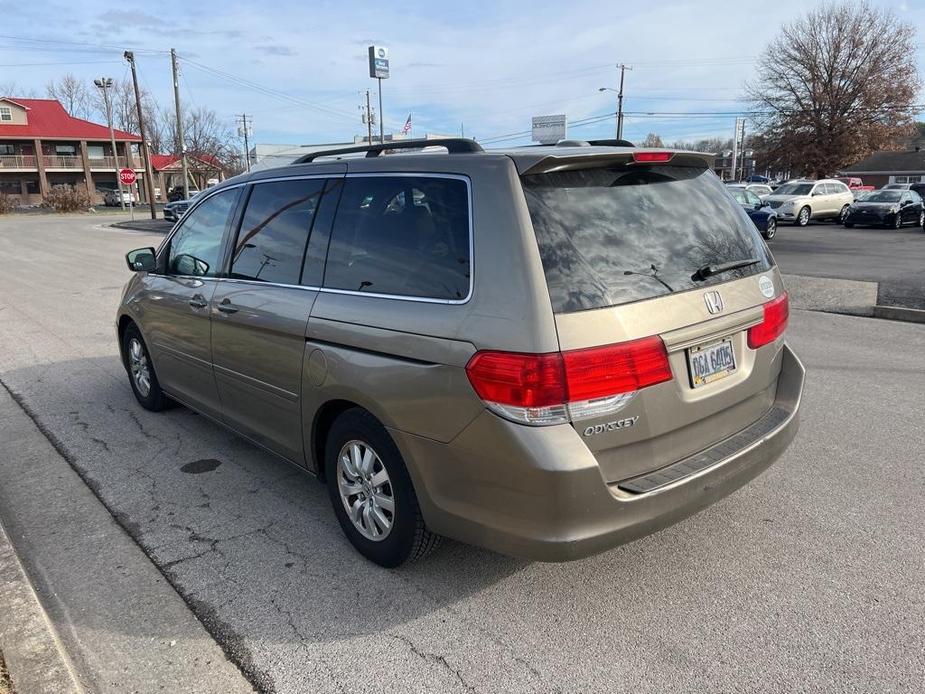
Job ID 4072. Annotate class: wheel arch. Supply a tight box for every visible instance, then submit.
[311,399,370,482]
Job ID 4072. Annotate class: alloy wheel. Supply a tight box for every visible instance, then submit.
[798,207,810,226]
[765,218,776,239]
[336,440,395,541]
[128,337,151,397]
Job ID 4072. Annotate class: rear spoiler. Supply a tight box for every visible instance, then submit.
[516,149,715,176]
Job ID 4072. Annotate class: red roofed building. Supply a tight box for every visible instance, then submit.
[149,152,227,197]
[0,97,148,205]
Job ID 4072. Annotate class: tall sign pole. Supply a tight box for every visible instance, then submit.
[171,48,190,200]
[368,46,390,145]
[366,90,373,143]
[124,52,157,219]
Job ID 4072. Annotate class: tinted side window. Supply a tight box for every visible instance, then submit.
[167,188,240,277]
[745,191,761,206]
[231,178,325,284]
[324,176,470,300]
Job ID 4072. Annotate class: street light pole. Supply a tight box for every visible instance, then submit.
[94,78,125,211]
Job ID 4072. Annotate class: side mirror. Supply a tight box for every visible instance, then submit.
[811,190,822,196]
[126,247,156,272]
[900,199,912,207]
[754,202,763,210]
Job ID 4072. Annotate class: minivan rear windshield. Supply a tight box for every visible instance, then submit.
[522,165,773,313]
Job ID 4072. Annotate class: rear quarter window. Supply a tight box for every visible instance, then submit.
[522,165,773,313]
[323,175,471,301]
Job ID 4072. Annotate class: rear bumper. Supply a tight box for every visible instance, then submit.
[392,343,805,562]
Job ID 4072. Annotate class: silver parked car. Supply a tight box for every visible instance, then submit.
[118,139,804,567]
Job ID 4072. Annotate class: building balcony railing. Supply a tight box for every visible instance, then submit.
[0,154,37,169]
[42,155,83,169]
[0,155,143,171]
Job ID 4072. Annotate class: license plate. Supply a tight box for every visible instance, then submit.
[687,338,736,388]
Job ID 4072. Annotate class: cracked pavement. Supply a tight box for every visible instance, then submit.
[0,215,923,693]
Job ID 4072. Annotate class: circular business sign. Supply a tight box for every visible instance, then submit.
[119,168,137,185]
[758,275,775,298]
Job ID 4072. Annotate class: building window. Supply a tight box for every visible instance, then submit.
[0,106,12,122]
[0,144,13,155]
[87,145,105,159]
[55,144,77,156]
[0,179,20,193]
[25,179,39,194]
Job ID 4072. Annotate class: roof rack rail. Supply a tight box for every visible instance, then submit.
[292,138,484,164]
[518,138,636,149]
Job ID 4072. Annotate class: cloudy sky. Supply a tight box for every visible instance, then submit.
[1,0,923,149]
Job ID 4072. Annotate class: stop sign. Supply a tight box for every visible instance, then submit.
[119,168,137,186]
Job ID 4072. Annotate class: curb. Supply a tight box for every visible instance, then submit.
[0,523,83,694]
[872,305,925,324]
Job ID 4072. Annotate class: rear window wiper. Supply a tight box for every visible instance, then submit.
[692,257,760,281]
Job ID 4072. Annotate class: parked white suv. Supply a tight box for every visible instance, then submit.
[763,179,854,226]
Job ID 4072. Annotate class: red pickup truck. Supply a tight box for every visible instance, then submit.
[835,177,875,194]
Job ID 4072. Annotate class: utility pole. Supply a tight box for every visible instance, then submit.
[366,91,373,143]
[738,120,747,181]
[170,48,190,200]
[730,117,744,182]
[616,63,632,141]
[93,78,125,211]
[236,114,253,172]
[124,52,157,219]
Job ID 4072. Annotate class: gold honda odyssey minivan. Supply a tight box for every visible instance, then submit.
[118,139,804,567]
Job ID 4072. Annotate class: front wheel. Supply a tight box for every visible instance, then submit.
[918,211,924,228]
[843,222,854,228]
[839,204,850,223]
[762,218,776,240]
[325,409,440,567]
[796,206,811,226]
[122,323,169,411]
[893,214,903,229]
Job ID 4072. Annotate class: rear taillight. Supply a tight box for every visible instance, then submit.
[747,292,789,349]
[465,336,672,426]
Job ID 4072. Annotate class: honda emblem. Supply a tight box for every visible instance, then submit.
[704,291,724,314]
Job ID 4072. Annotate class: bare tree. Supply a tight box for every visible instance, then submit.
[89,79,159,137]
[641,133,664,148]
[747,1,921,177]
[46,74,92,119]
[0,81,38,98]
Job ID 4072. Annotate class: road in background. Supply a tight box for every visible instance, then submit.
[770,223,925,309]
[0,215,923,693]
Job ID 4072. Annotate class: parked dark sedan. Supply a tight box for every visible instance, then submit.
[843,189,925,229]
[729,187,777,239]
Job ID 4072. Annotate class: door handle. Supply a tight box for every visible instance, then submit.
[217,299,238,314]
[188,295,208,309]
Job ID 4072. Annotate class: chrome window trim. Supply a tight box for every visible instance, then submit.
[156,171,474,306]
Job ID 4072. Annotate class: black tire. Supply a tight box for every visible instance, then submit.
[796,206,811,226]
[762,217,776,240]
[893,213,903,229]
[838,204,850,223]
[919,211,924,228]
[325,408,440,567]
[121,322,169,411]
[843,222,854,228]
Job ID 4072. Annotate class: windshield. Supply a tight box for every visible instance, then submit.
[522,165,773,313]
[773,183,814,196]
[864,191,902,202]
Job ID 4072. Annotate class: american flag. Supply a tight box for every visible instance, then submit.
[401,113,412,135]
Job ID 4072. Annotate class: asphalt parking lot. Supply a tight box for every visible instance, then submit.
[1,214,923,693]
[770,221,925,309]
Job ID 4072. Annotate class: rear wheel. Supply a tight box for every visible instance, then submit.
[122,323,169,411]
[325,408,440,567]
[796,206,811,226]
[918,211,924,227]
[843,222,854,228]
[762,218,776,240]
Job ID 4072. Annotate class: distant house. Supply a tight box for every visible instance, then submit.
[0,96,144,205]
[149,153,227,197]
[839,148,925,189]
